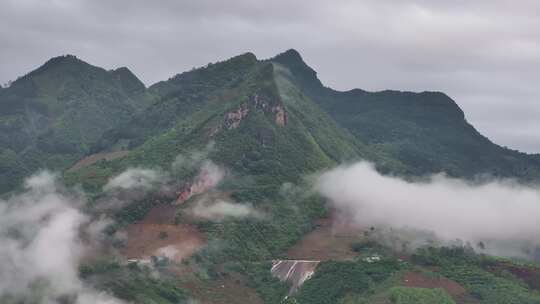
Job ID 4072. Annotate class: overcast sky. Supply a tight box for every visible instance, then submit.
[1,0,539,152]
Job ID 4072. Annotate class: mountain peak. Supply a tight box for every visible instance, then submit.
[17,54,94,83]
[271,49,323,91]
[220,52,258,67]
[48,53,81,62]
[111,67,146,94]
[272,49,307,67]
[275,48,303,61]
[235,51,257,60]
[40,54,87,70]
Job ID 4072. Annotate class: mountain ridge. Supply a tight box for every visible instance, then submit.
[0,54,153,193]
[3,49,540,195]
[4,50,540,304]
[269,49,540,178]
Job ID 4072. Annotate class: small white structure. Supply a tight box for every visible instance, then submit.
[362,254,382,263]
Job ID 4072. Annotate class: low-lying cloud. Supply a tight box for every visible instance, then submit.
[317,162,540,259]
[0,171,124,303]
[189,197,262,221]
[104,168,167,191]
[172,141,216,173]
[191,160,225,191]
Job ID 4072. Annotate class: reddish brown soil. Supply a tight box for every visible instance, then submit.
[402,271,466,297]
[286,211,364,261]
[174,171,227,205]
[121,222,205,261]
[144,204,178,223]
[69,150,129,171]
[120,205,205,262]
[486,262,540,290]
[508,267,540,290]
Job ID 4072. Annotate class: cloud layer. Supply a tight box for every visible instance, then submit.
[0,171,123,303]
[317,162,540,258]
[104,168,167,191]
[190,198,262,222]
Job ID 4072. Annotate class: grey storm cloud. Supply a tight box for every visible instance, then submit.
[1,0,539,151]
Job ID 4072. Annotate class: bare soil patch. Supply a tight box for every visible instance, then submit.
[402,271,466,297]
[69,150,129,171]
[286,211,364,260]
[144,204,178,223]
[486,262,540,290]
[508,266,540,290]
[120,205,205,262]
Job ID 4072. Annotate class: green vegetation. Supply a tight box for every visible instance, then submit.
[412,247,540,304]
[195,194,327,264]
[290,245,540,304]
[388,287,455,304]
[243,262,290,304]
[65,55,365,266]
[80,259,189,304]
[272,49,540,180]
[62,54,363,303]
[294,259,401,304]
[0,55,153,193]
[5,49,540,304]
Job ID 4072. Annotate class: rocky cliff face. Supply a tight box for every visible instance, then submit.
[209,92,288,137]
[175,163,223,204]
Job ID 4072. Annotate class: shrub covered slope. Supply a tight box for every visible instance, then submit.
[3,50,540,304]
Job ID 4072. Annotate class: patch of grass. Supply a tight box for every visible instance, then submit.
[411,247,540,304]
[80,259,189,304]
[294,259,402,304]
[388,287,455,304]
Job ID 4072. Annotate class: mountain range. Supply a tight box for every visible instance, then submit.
[2,50,540,304]
[3,49,539,194]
